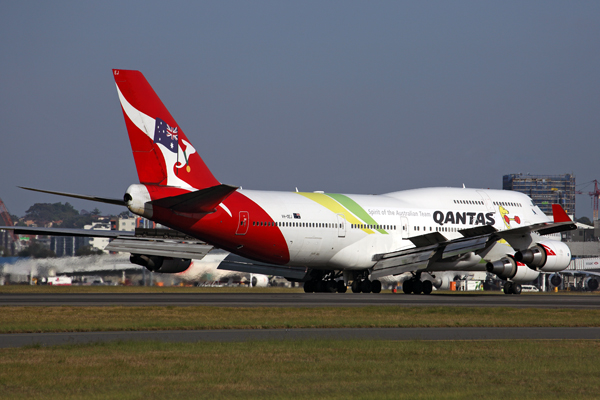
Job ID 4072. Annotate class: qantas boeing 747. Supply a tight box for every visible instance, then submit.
[7,70,577,294]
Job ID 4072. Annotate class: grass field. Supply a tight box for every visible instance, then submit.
[1,339,599,399]
[1,305,600,333]
[2,287,599,398]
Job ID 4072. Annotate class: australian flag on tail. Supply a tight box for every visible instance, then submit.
[154,118,179,153]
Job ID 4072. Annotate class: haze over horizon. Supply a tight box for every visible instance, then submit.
[1,2,598,219]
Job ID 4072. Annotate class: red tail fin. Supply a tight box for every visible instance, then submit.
[113,69,219,190]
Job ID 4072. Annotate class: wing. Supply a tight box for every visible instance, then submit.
[105,237,213,260]
[0,225,133,238]
[371,226,495,279]
[371,204,577,279]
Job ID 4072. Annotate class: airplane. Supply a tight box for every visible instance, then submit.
[4,69,577,295]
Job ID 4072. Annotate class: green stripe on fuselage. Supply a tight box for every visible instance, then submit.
[326,193,387,234]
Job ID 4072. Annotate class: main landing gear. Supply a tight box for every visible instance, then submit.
[402,273,433,295]
[350,278,382,294]
[303,270,381,293]
[503,281,522,295]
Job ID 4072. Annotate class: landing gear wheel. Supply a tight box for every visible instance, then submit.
[412,280,423,295]
[361,279,373,293]
[351,280,361,293]
[316,280,328,293]
[326,280,337,293]
[511,283,522,295]
[336,280,347,293]
[303,280,315,293]
[422,280,433,295]
[371,280,382,294]
[402,279,413,294]
[503,281,513,295]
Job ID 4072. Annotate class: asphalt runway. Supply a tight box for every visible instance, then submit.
[1,292,600,308]
[2,327,600,348]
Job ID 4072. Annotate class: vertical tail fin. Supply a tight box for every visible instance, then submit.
[113,69,219,190]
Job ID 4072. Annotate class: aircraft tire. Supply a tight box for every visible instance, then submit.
[422,280,433,295]
[402,280,413,294]
[361,279,372,293]
[503,281,513,295]
[336,280,347,293]
[326,280,337,293]
[351,280,361,293]
[511,283,522,295]
[412,280,423,295]
[316,280,328,293]
[371,280,382,294]
[303,281,314,293]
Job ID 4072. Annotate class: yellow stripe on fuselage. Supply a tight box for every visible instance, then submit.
[297,192,375,234]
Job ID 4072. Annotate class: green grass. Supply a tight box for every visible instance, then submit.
[1,339,598,399]
[2,306,600,333]
[0,285,306,294]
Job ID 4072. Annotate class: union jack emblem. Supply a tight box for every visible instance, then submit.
[166,125,178,140]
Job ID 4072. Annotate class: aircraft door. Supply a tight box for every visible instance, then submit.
[477,190,495,213]
[236,211,249,235]
[400,217,409,239]
[337,214,346,237]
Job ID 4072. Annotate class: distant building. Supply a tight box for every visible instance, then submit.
[503,173,576,217]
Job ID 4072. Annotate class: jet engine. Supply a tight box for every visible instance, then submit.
[486,256,539,282]
[514,240,571,272]
[549,273,562,287]
[584,277,599,292]
[130,254,192,273]
[251,274,269,288]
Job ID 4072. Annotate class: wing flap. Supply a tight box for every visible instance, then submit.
[442,236,489,259]
[217,253,310,280]
[371,245,436,279]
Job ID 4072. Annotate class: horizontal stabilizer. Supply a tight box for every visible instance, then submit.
[150,184,238,214]
[19,187,126,206]
[105,237,213,260]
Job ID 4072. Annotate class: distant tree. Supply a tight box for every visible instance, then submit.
[91,208,101,216]
[577,216,592,226]
[119,211,132,218]
[75,246,104,256]
[24,202,79,226]
[17,240,55,258]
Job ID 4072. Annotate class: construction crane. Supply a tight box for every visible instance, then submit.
[576,180,600,221]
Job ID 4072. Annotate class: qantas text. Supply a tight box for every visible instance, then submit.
[433,211,495,226]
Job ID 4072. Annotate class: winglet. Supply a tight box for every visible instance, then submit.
[552,204,571,223]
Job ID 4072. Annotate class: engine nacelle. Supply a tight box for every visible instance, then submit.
[549,273,562,287]
[130,254,192,273]
[514,240,571,272]
[584,277,599,292]
[251,274,269,288]
[486,256,539,282]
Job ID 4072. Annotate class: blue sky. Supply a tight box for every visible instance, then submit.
[1,1,599,218]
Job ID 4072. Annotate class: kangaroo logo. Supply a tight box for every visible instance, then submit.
[499,205,520,229]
